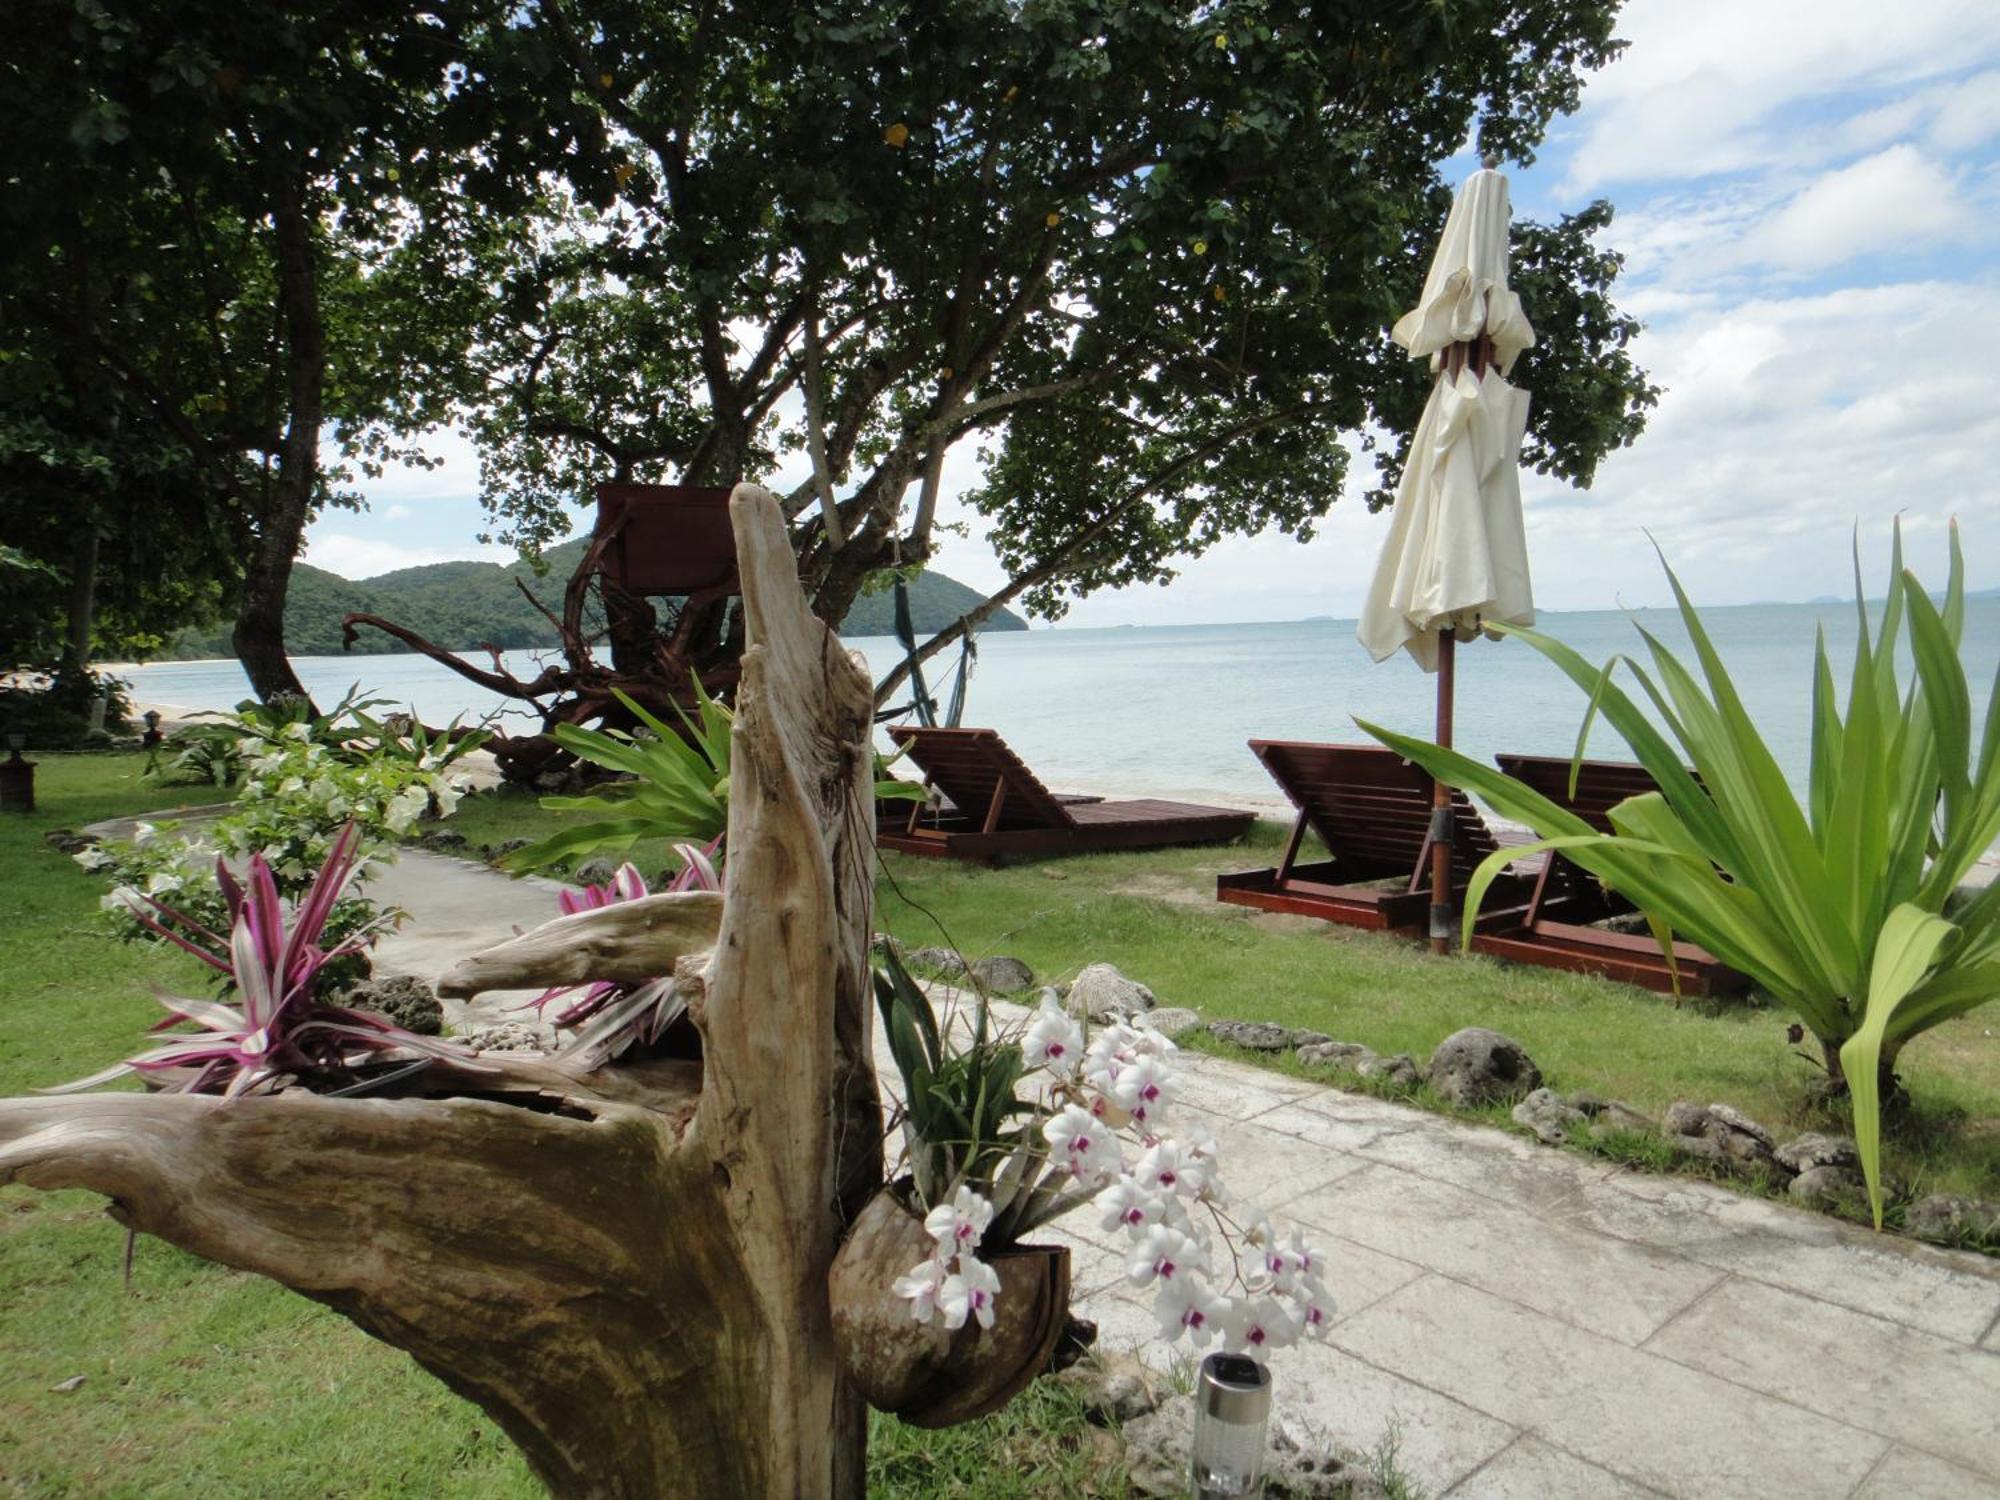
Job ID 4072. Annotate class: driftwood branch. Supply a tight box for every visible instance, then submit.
[1,485,881,1499]
[439,891,724,996]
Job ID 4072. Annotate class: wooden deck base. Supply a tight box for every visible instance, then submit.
[880,799,1253,865]
[1469,922,1750,998]
[1216,867,1748,997]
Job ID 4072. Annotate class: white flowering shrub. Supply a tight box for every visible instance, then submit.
[879,954,1334,1365]
[81,819,382,974]
[221,724,471,885]
[82,712,470,962]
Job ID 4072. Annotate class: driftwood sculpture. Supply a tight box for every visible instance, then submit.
[0,486,883,1498]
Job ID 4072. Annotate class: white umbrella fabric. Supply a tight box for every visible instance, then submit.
[1355,163,1536,951]
[1358,165,1536,668]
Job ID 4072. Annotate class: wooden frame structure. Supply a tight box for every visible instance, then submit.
[879,726,1253,864]
[1215,741,1533,932]
[1464,754,1748,997]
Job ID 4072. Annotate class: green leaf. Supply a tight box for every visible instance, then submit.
[1839,905,1956,1227]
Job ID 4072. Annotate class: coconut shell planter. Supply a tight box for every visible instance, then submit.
[828,1184,1070,1428]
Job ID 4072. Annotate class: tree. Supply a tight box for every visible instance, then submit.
[0,1,555,697]
[460,0,1653,705]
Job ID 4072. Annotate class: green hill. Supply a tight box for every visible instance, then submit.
[164,544,1024,659]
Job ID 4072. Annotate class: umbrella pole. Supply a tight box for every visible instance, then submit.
[1430,629,1456,955]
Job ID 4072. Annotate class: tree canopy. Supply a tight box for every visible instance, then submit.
[463,0,1653,669]
[2,0,1656,706]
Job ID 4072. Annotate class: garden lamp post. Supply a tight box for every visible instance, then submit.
[1192,1351,1273,1497]
[1,734,34,814]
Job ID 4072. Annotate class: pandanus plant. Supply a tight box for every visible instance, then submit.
[48,822,469,1097]
[1365,525,2000,1226]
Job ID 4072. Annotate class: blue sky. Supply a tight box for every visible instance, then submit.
[306,0,2000,624]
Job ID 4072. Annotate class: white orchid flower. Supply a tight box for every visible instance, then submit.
[891,1256,949,1324]
[1022,1001,1083,1076]
[1224,1295,1301,1362]
[1126,1224,1206,1290]
[1111,1055,1178,1126]
[938,1256,1001,1331]
[1095,1178,1165,1235]
[923,1185,995,1255]
[71,847,112,872]
[1155,1276,1228,1348]
[1043,1104,1119,1184]
[1295,1279,1337,1341]
[1134,1141,1207,1199]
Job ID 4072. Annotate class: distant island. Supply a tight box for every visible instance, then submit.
[161,539,1026,659]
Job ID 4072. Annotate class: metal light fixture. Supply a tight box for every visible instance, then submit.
[1192,1352,1273,1497]
[1,733,34,814]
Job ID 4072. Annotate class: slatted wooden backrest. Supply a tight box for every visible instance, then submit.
[1248,740,1498,882]
[1494,755,1668,835]
[888,727,1074,831]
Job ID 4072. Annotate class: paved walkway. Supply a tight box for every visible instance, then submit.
[371,850,2000,1499]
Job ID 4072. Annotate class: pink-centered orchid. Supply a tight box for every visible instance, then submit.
[938,1257,1002,1331]
[891,1257,948,1324]
[924,1184,995,1255]
[878,950,1339,1370]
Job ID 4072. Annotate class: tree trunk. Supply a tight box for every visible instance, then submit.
[233,170,322,705]
[60,526,99,680]
[0,486,881,1498]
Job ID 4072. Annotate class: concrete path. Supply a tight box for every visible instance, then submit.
[371,850,2000,1499]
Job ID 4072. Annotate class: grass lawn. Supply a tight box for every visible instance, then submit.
[0,756,1119,1496]
[451,782,2000,1215]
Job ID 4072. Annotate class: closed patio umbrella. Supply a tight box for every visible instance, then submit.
[1356,160,1536,951]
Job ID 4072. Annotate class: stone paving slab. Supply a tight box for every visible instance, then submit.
[365,851,2000,1499]
[1289,1164,1726,1346]
[1568,1169,2000,1347]
[1333,1275,1890,1497]
[1852,1444,2000,1499]
[1446,1434,1666,1499]
[1643,1276,2000,1478]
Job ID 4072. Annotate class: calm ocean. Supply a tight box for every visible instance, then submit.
[124,599,2000,812]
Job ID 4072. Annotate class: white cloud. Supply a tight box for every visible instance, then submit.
[1564,0,2000,189]
[305,533,512,580]
[1741,147,1966,268]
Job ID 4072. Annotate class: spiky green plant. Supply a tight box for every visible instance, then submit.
[1363,525,2000,1226]
[506,683,736,870]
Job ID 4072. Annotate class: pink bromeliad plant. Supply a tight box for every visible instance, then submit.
[48,823,469,1098]
[523,840,721,1066]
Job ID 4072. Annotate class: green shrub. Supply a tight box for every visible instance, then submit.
[1367,525,2000,1225]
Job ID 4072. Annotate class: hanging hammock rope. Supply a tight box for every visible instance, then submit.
[875,574,976,726]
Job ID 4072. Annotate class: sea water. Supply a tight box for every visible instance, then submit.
[123,599,2000,810]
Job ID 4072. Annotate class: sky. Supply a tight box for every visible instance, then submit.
[305,0,2000,625]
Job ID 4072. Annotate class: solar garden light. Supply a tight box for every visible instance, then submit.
[1,733,34,814]
[1192,1352,1273,1497]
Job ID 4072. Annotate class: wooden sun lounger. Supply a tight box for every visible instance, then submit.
[1215,741,1533,933]
[1467,754,1749,997]
[877,726,1255,864]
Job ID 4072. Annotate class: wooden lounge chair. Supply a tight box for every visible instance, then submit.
[1468,754,1748,997]
[1215,741,1532,933]
[878,726,1255,864]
